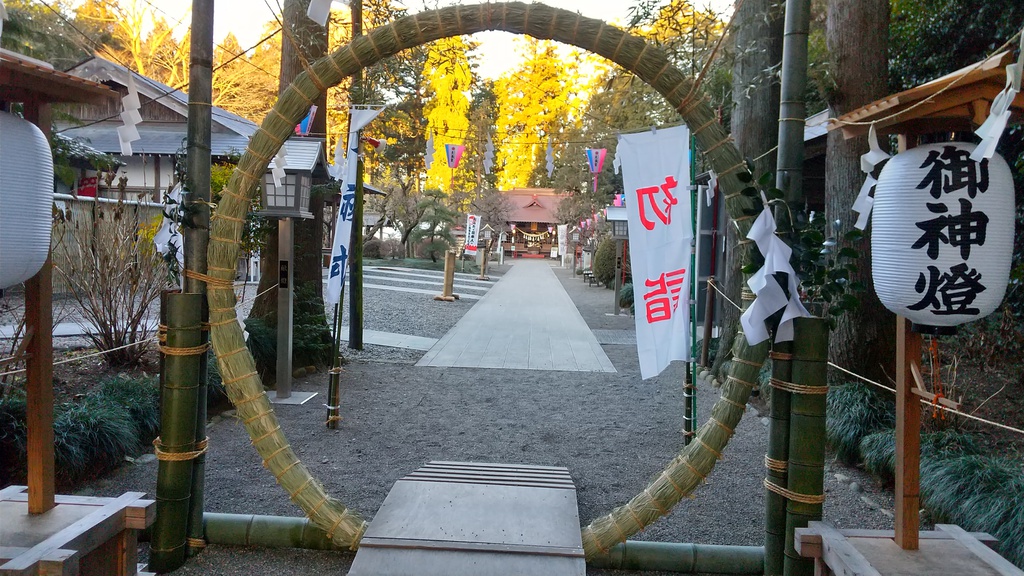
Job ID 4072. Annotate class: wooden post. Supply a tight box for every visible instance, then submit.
[23,100,55,515]
[895,316,921,550]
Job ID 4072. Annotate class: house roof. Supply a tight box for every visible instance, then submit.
[60,125,252,157]
[0,49,116,105]
[829,51,1024,139]
[278,137,328,177]
[66,56,258,137]
[506,188,564,224]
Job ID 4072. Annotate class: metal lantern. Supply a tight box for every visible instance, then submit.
[0,112,54,289]
[571,228,580,242]
[261,172,313,219]
[872,142,1013,334]
[606,206,629,239]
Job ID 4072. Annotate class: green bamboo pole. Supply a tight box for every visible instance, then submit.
[782,317,828,576]
[150,292,203,573]
[764,341,793,576]
[326,298,343,429]
[184,0,215,555]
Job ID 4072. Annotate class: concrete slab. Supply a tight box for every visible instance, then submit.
[366,267,495,286]
[417,261,616,372]
[362,274,490,293]
[325,282,483,301]
[339,327,438,351]
[268,391,319,405]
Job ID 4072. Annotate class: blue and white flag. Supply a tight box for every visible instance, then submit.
[325,107,383,304]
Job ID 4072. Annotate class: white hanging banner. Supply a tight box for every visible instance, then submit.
[483,133,495,175]
[852,123,890,230]
[330,107,383,180]
[545,138,555,178]
[557,224,568,263]
[153,183,185,280]
[424,131,436,172]
[306,0,333,25]
[464,214,481,256]
[971,44,1023,162]
[617,125,693,379]
[740,203,810,344]
[325,107,384,305]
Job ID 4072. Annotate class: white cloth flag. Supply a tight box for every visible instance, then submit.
[617,125,693,379]
[306,0,333,25]
[325,107,383,305]
[971,43,1023,161]
[851,124,889,230]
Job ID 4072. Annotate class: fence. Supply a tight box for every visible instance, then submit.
[50,194,165,295]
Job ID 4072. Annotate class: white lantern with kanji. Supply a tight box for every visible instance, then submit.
[0,112,55,289]
[871,142,1014,334]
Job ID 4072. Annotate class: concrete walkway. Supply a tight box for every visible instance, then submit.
[416,260,616,372]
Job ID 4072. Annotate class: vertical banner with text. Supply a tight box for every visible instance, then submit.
[325,107,383,305]
[464,214,481,256]
[617,125,693,379]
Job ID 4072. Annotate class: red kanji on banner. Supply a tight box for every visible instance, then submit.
[643,268,687,323]
[636,175,680,230]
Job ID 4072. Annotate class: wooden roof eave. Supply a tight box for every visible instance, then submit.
[828,51,1023,139]
[0,52,116,105]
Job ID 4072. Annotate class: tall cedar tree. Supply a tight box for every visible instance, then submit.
[712,0,783,378]
[246,0,331,378]
[824,0,893,382]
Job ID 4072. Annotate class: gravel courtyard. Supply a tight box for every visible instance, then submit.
[80,262,896,575]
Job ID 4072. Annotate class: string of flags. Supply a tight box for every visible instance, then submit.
[295,105,318,136]
[444,143,465,187]
[585,148,606,193]
[117,75,142,156]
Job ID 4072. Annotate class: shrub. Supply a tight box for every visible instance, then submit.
[619,283,635,314]
[364,238,382,259]
[921,454,1024,567]
[826,381,895,464]
[0,393,28,486]
[95,375,160,444]
[54,396,139,485]
[382,238,402,259]
[859,428,983,483]
[593,238,617,287]
[245,283,332,384]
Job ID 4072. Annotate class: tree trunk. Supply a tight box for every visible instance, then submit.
[246,0,330,376]
[825,0,894,383]
[712,0,783,377]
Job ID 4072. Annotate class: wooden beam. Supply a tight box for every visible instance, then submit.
[935,525,1024,576]
[895,316,922,550]
[22,100,55,516]
[0,493,143,573]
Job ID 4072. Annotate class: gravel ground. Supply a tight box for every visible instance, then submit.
[74,262,894,575]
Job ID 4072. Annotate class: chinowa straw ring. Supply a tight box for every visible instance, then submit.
[204,2,765,558]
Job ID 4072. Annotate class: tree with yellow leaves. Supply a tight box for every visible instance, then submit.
[492,38,583,190]
[212,28,282,123]
[422,36,475,196]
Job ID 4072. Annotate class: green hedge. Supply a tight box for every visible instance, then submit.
[0,374,161,488]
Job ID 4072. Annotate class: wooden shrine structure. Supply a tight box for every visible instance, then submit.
[0,49,156,576]
[793,51,1024,576]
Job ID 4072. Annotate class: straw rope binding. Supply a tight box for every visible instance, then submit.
[153,436,209,461]
[764,455,788,473]
[762,478,825,504]
[770,377,828,395]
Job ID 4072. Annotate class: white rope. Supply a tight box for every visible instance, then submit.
[827,361,1024,437]
[0,336,158,378]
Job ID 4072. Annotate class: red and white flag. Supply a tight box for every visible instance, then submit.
[617,125,693,379]
[464,214,481,256]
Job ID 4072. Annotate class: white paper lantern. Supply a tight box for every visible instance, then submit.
[0,111,54,290]
[872,142,1013,334]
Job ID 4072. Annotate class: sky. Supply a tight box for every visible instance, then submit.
[153,0,734,80]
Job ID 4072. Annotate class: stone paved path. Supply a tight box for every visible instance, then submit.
[416,260,615,372]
